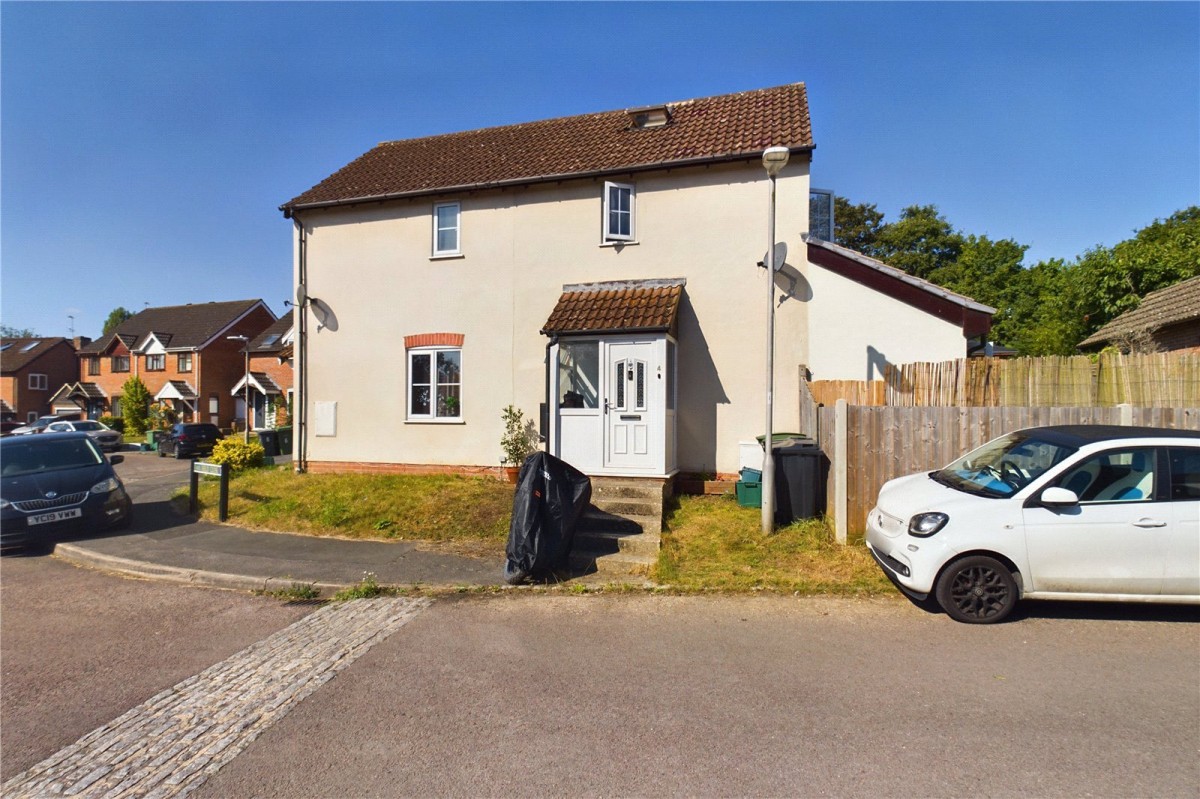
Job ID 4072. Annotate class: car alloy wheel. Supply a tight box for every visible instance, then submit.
[935,555,1018,624]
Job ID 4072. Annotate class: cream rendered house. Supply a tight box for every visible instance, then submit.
[280,83,991,482]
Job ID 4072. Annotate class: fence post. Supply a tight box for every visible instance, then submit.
[1117,402,1134,426]
[834,399,848,545]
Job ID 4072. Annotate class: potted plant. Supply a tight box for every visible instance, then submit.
[500,405,538,482]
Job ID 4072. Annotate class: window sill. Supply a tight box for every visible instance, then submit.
[405,418,465,425]
[429,253,465,261]
[599,240,638,248]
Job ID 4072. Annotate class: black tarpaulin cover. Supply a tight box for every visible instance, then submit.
[504,452,592,583]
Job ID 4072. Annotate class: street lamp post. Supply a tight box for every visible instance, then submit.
[761,146,790,535]
[227,335,250,443]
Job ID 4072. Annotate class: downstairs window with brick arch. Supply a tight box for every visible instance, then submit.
[405,333,463,421]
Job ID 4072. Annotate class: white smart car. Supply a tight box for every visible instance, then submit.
[866,425,1200,623]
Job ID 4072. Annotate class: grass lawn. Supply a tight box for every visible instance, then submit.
[185,468,894,594]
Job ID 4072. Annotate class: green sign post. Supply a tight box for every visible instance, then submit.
[190,461,230,521]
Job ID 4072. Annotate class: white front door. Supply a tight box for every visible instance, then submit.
[605,341,656,471]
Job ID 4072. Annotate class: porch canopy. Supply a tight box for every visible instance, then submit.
[155,380,198,415]
[49,382,106,416]
[540,277,685,337]
[231,372,283,396]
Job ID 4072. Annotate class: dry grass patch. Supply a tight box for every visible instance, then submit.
[186,468,893,595]
[655,494,893,594]
[186,469,512,557]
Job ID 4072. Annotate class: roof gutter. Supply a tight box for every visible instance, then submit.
[280,146,815,218]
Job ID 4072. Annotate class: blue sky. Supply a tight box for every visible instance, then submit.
[3,2,1197,339]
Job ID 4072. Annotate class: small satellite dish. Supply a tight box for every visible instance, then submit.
[295,284,308,306]
[759,242,788,272]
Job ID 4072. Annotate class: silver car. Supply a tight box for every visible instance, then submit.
[44,420,124,453]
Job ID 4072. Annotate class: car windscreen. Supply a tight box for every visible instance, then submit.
[933,433,1077,498]
[73,421,104,431]
[1,438,105,477]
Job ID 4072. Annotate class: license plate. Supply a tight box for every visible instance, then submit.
[28,508,82,526]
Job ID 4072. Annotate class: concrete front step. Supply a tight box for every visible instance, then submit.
[578,506,662,535]
[570,544,656,576]
[575,529,662,558]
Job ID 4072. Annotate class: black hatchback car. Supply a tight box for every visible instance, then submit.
[158,423,222,459]
[1,432,132,551]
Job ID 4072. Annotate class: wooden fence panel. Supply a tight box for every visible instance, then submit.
[884,353,1199,408]
[819,404,1200,538]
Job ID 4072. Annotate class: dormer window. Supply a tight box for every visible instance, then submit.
[603,182,635,243]
[626,104,671,129]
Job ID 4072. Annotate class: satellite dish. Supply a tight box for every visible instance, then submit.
[760,242,788,272]
[295,284,308,306]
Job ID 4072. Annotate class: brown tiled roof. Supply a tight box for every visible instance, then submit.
[79,300,273,354]
[0,337,72,373]
[283,83,813,212]
[541,279,685,337]
[1079,275,1200,347]
[249,315,294,354]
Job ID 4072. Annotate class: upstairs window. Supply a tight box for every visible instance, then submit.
[432,202,461,256]
[87,356,101,376]
[111,355,130,373]
[603,182,635,242]
[146,354,165,371]
[28,373,47,391]
[177,353,193,372]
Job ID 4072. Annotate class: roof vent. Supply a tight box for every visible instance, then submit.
[626,104,672,130]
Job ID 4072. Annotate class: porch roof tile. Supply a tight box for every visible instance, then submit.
[541,278,685,337]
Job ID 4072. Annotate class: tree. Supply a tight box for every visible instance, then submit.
[833,196,885,256]
[0,324,38,338]
[103,307,135,335]
[120,376,153,438]
[871,205,965,283]
[1069,206,1200,339]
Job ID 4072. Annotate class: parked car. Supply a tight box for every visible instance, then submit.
[0,432,132,551]
[158,423,222,459]
[866,425,1200,623]
[9,415,65,436]
[45,419,124,452]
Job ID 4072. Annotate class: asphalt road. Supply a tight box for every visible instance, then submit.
[190,594,1199,798]
[0,554,314,782]
[3,452,1197,797]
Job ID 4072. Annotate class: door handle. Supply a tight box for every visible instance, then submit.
[603,399,610,415]
[1132,518,1167,528]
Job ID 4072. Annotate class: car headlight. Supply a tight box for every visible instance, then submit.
[908,512,949,537]
[0,497,9,510]
[91,477,120,495]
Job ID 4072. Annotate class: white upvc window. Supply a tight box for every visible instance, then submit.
[432,202,461,256]
[603,182,635,242]
[28,373,47,390]
[407,347,462,421]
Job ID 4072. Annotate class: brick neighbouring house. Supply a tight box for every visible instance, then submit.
[230,315,295,430]
[51,300,276,430]
[1,337,88,424]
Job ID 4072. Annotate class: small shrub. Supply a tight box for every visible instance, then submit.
[261,582,321,601]
[333,572,384,601]
[209,437,266,472]
[99,415,124,433]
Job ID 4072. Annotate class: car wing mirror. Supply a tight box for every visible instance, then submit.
[1039,487,1079,506]
[109,454,124,466]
